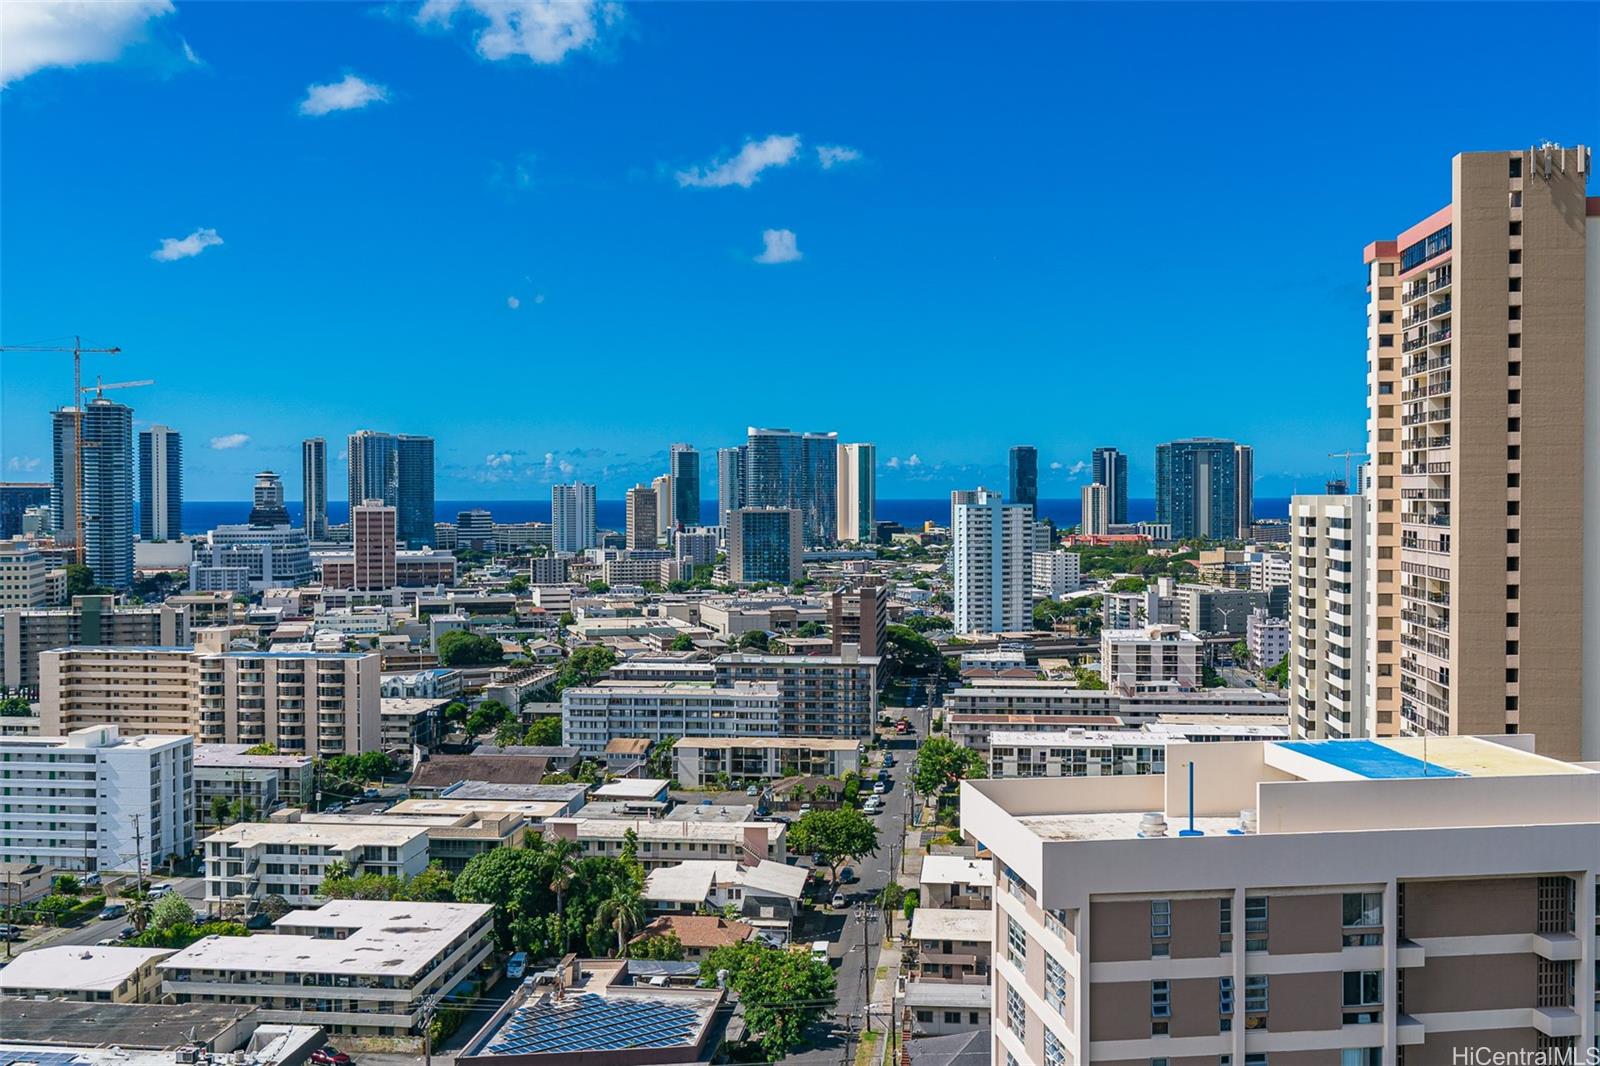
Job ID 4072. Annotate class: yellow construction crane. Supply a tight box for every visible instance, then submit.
[0,336,122,564]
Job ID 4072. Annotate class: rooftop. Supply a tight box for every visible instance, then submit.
[592,778,670,801]
[193,744,314,769]
[0,999,258,1051]
[160,900,493,977]
[467,985,720,1060]
[0,946,175,993]
[917,855,995,889]
[674,735,861,751]
[633,914,754,950]
[202,820,427,848]
[909,907,994,943]
[644,860,809,903]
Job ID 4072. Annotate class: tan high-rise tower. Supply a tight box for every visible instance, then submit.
[1363,145,1593,760]
[625,484,658,550]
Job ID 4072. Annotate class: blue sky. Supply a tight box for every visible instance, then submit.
[3,2,1596,501]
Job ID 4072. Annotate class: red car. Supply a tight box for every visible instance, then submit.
[311,1049,351,1066]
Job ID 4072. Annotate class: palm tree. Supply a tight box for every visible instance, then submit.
[542,837,581,925]
[596,889,646,958]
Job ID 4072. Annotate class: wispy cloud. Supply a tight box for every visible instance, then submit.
[210,433,250,450]
[416,0,618,65]
[677,134,800,189]
[151,227,222,262]
[299,74,388,117]
[6,456,42,473]
[506,296,521,310]
[1067,460,1090,476]
[1,0,173,87]
[180,37,202,65]
[754,228,801,265]
[816,144,860,169]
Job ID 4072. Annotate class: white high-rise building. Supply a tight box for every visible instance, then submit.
[0,538,51,609]
[652,474,674,537]
[716,446,743,530]
[952,489,1032,635]
[1291,492,1368,740]
[550,482,596,553]
[1030,550,1081,599]
[836,442,875,543]
[0,725,193,873]
[1080,482,1111,535]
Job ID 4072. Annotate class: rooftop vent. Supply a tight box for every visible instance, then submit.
[1228,808,1257,835]
[1137,812,1168,838]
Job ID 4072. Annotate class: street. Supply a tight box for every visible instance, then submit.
[4,875,206,956]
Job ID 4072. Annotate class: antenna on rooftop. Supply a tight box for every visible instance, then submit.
[1178,761,1203,837]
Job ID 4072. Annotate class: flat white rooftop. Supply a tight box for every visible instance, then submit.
[918,854,995,889]
[592,778,670,800]
[675,736,861,750]
[202,820,426,848]
[909,908,994,943]
[0,945,174,992]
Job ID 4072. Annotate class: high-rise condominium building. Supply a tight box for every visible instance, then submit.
[743,427,838,548]
[351,500,397,591]
[550,482,596,553]
[727,507,802,585]
[962,734,1600,1066]
[1091,446,1129,525]
[1008,445,1038,509]
[716,446,744,530]
[651,474,673,536]
[952,488,1032,634]
[455,508,493,551]
[1234,443,1254,540]
[1290,493,1367,740]
[625,484,658,550]
[52,398,134,589]
[1080,483,1111,535]
[1156,437,1242,542]
[302,437,328,539]
[836,442,876,543]
[248,471,290,526]
[1,483,51,539]
[1364,145,1595,761]
[669,443,699,530]
[138,425,182,541]
[949,488,981,531]
[347,430,435,548]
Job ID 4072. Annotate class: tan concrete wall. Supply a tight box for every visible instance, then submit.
[1401,876,1536,938]
[1088,900,1148,963]
[1265,970,1341,1032]
[1170,896,1223,959]
[1088,979,1150,1041]
[1168,976,1220,1039]
[1419,1027,1543,1058]
[1267,892,1341,955]
[1402,952,1537,1013]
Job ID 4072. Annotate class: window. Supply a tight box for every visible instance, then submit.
[1342,891,1382,945]
[915,1009,933,1023]
[1151,979,1171,1034]
[1245,896,1267,951]
[1043,1030,1066,1066]
[1244,974,1268,1013]
[1219,975,1234,1017]
[1006,983,1026,1038]
[1509,249,1521,264]
[1044,953,1067,1016]
[1151,898,1171,940]
[1006,915,1027,966]
[1342,1052,1382,1066]
[1509,276,1521,292]
[1510,156,1522,178]
[1508,333,1521,348]
[944,1011,962,1025]
[1342,970,1382,1024]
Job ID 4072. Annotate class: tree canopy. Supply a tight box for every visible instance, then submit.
[437,630,505,667]
[699,941,836,1059]
[737,630,771,652]
[524,715,563,747]
[912,736,986,794]
[787,806,878,883]
[883,624,946,679]
[455,834,644,958]
[553,645,619,695]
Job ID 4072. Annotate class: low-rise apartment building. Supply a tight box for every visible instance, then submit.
[202,817,430,908]
[986,723,1289,779]
[160,900,495,1036]
[960,734,1600,1065]
[193,744,315,808]
[0,725,193,873]
[672,736,862,787]
[545,815,786,870]
[0,945,175,1003]
[1100,625,1202,691]
[195,761,279,828]
[561,680,782,755]
[379,697,445,752]
[907,907,995,1038]
[919,854,996,910]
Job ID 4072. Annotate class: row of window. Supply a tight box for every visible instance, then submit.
[1147,892,1382,956]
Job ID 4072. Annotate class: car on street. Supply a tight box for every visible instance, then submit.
[82,873,102,888]
[798,803,812,815]
[148,883,172,897]
[830,893,848,909]
[839,867,858,884]
[117,925,136,940]
[872,781,887,795]
[863,797,883,815]
[96,937,119,946]
[745,784,759,796]
[98,904,127,920]
[882,754,895,767]
[507,952,528,979]
[362,788,380,800]
[810,940,830,963]
[0,924,22,941]
[311,1048,352,1066]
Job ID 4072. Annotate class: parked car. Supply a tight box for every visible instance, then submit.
[872,781,887,795]
[311,1048,352,1066]
[0,924,22,941]
[745,784,759,797]
[82,872,102,888]
[895,720,910,735]
[362,788,380,800]
[96,937,119,946]
[863,798,883,815]
[882,754,895,767]
[507,952,529,980]
[810,940,830,963]
[798,803,812,815]
[98,903,127,920]
[147,883,173,897]
[839,867,858,884]
[830,893,848,909]
[117,926,136,940]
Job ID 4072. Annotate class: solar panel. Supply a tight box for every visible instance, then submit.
[483,992,703,1054]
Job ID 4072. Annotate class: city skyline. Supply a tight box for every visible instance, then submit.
[5,4,1595,499]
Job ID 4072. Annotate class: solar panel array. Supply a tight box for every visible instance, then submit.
[1,1052,93,1066]
[484,992,702,1055]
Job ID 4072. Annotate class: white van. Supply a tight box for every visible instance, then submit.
[811,940,830,963]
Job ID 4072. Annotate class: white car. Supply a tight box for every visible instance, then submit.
[872,781,887,795]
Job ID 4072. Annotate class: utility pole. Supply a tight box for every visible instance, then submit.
[131,814,146,899]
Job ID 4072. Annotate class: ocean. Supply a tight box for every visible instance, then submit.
[179,497,1291,536]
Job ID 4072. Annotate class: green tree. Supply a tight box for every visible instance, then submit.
[558,610,576,628]
[596,888,646,957]
[466,699,515,736]
[1263,652,1289,688]
[796,620,824,638]
[242,742,277,755]
[1108,576,1149,593]
[586,580,610,593]
[1073,664,1108,691]
[913,736,986,795]
[442,700,469,724]
[209,796,234,825]
[53,874,82,896]
[788,807,879,884]
[1230,639,1251,666]
[259,893,291,921]
[553,645,619,695]
[877,882,906,937]
[64,563,108,598]
[699,941,836,1059]
[542,836,582,930]
[129,920,248,950]
[33,894,76,925]
[667,633,696,652]
[525,715,563,747]
[150,891,196,932]
[437,631,505,667]
[0,695,33,717]
[494,720,524,747]
[737,629,771,651]
[883,624,946,680]
[507,574,530,593]
[645,735,678,780]
[629,931,685,961]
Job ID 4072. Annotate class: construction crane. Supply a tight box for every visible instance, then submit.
[0,336,121,564]
[1328,449,1370,493]
[81,377,155,400]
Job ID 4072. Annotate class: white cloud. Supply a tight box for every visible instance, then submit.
[209,433,250,450]
[180,37,201,65]
[486,452,514,468]
[1049,461,1063,471]
[677,134,800,189]
[1,0,173,88]
[151,227,222,262]
[299,74,388,117]
[885,457,900,469]
[506,296,521,309]
[906,454,922,468]
[416,0,617,65]
[1068,460,1090,476]
[533,293,545,304]
[6,456,42,473]
[754,228,802,265]
[816,144,860,169]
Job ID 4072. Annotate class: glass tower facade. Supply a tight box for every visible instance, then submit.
[1008,445,1038,509]
[138,425,183,541]
[669,444,700,530]
[1091,446,1129,525]
[396,435,436,548]
[1155,438,1240,541]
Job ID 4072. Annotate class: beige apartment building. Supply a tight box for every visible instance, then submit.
[38,645,198,736]
[1289,493,1367,740]
[1363,144,1596,760]
[961,734,1599,1065]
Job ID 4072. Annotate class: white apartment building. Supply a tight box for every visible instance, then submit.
[952,489,1033,635]
[712,649,880,737]
[1031,550,1083,599]
[545,815,787,870]
[551,482,597,553]
[1245,605,1290,670]
[1102,577,1178,630]
[1081,483,1111,536]
[1100,625,1202,691]
[190,523,313,592]
[1292,493,1369,741]
[0,538,52,609]
[160,900,495,1036]
[962,734,1600,1065]
[202,817,430,908]
[0,725,194,873]
[987,723,1287,779]
[672,736,862,787]
[561,680,782,754]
